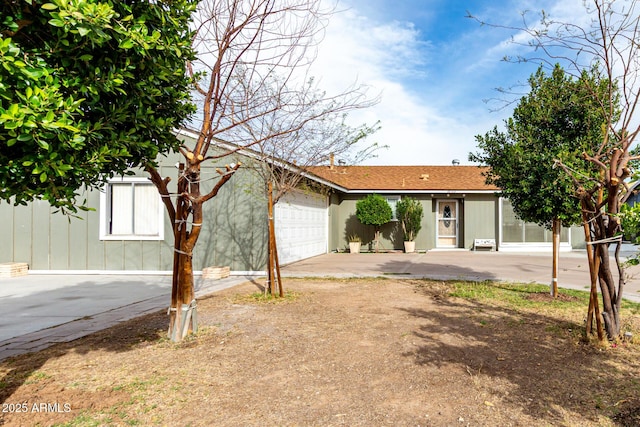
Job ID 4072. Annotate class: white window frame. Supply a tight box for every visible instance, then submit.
[99,177,165,241]
[498,197,571,250]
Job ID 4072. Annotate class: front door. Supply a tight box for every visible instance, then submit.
[436,200,458,248]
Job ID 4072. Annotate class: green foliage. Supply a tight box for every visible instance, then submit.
[0,0,197,211]
[395,197,423,241]
[470,64,614,229]
[619,203,640,266]
[355,193,392,227]
[620,203,640,244]
[347,233,361,243]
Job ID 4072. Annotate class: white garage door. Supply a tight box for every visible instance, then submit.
[274,190,328,265]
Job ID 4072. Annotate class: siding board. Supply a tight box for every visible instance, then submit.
[68,209,89,270]
[13,204,32,264]
[124,241,143,270]
[105,241,124,270]
[0,201,15,262]
[141,241,161,270]
[86,190,106,270]
[0,134,328,271]
[31,200,51,269]
[463,196,498,249]
[50,209,70,269]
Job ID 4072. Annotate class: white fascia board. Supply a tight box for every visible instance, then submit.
[174,127,199,140]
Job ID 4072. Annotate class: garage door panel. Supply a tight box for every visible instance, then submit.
[275,191,327,265]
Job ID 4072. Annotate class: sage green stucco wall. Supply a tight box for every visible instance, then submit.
[330,195,400,252]
[461,195,500,249]
[327,193,500,251]
[0,148,269,272]
[327,193,342,252]
[570,226,587,249]
[196,160,268,272]
[0,190,176,271]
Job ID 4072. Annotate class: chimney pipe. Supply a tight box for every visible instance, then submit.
[329,153,335,169]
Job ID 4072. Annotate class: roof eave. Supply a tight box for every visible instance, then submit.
[340,189,500,194]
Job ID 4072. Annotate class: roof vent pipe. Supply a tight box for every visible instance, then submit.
[329,153,335,169]
[452,159,460,166]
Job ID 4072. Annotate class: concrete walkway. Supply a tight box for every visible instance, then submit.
[1,250,639,362]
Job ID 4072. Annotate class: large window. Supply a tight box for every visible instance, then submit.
[100,178,164,240]
[386,195,400,221]
[501,199,569,244]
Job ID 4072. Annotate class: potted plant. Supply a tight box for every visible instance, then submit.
[356,194,393,252]
[396,197,423,253]
[348,234,361,254]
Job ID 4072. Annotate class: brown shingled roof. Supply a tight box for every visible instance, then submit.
[306,165,498,191]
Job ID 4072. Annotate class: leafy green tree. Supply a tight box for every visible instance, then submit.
[356,194,392,252]
[470,0,640,341]
[0,0,196,211]
[395,197,423,242]
[470,64,612,296]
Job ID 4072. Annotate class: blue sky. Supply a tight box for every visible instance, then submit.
[310,0,588,165]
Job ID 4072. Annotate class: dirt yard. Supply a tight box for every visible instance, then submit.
[1,277,639,426]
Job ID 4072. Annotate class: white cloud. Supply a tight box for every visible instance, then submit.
[310,4,467,165]
[308,0,596,166]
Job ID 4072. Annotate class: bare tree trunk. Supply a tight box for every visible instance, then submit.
[168,192,185,340]
[582,206,604,340]
[169,239,197,341]
[597,240,623,338]
[167,161,200,341]
[148,157,240,342]
[580,191,624,340]
[272,227,283,297]
[551,218,560,297]
[266,182,283,296]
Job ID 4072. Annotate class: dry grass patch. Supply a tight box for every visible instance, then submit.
[1,278,639,427]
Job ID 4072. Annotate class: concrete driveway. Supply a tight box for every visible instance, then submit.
[281,250,640,302]
[0,274,248,360]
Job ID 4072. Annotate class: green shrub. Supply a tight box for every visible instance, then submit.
[356,194,393,227]
[356,194,392,251]
[396,197,423,241]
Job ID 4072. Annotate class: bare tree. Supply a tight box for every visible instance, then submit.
[470,0,640,339]
[234,74,381,295]
[146,0,334,341]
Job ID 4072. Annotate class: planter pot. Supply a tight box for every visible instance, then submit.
[404,241,416,253]
[349,242,361,254]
